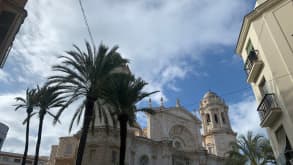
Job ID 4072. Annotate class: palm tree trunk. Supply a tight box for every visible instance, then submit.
[118,114,128,165]
[76,98,95,165]
[34,114,44,165]
[22,113,30,165]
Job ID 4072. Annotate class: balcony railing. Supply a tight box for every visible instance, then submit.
[257,93,282,127]
[244,50,263,83]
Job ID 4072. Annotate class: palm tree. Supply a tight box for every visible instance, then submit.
[225,131,276,165]
[224,142,247,165]
[101,74,158,165]
[14,89,38,165]
[33,85,66,165]
[47,42,128,165]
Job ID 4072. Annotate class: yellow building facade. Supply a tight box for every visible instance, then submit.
[236,0,293,163]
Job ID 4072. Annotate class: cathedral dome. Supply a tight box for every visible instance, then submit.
[203,91,218,99]
[200,91,226,108]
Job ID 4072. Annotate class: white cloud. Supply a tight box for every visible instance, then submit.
[0,70,9,82]
[6,0,250,97]
[229,96,267,137]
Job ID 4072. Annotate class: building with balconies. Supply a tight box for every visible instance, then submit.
[0,0,28,68]
[236,0,293,163]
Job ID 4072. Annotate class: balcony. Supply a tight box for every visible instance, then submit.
[257,94,282,127]
[244,50,263,83]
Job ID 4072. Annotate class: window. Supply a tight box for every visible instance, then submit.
[89,149,96,160]
[2,156,9,161]
[206,114,211,123]
[245,39,254,55]
[112,150,118,165]
[221,112,226,124]
[0,11,16,45]
[14,158,21,163]
[64,144,72,155]
[259,78,269,96]
[139,155,149,165]
[207,144,214,154]
[214,114,218,123]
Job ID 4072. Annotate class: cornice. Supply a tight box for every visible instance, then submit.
[155,106,202,124]
[235,0,286,56]
[202,129,237,137]
[3,0,27,13]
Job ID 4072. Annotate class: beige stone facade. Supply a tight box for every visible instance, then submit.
[236,0,293,163]
[0,0,28,68]
[49,92,236,165]
[200,92,236,157]
[48,136,79,165]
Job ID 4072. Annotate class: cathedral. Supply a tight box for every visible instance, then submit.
[48,91,237,165]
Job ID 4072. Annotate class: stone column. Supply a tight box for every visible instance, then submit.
[209,111,215,129]
[225,111,232,129]
[202,113,207,134]
[218,111,223,128]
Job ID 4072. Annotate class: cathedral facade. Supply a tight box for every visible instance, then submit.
[48,91,236,165]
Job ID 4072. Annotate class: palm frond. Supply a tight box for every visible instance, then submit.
[22,112,37,125]
[47,41,129,137]
[135,107,155,115]
[226,131,275,165]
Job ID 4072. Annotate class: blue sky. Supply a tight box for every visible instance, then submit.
[0,0,265,155]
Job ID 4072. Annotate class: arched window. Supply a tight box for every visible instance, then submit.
[214,114,218,123]
[221,112,226,124]
[139,155,149,165]
[206,114,211,123]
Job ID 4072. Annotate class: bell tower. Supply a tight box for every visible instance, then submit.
[0,0,28,67]
[199,91,236,157]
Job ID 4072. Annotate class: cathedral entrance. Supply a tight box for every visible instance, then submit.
[172,155,190,165]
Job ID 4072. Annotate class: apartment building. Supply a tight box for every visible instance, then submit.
[236,0,293,164]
